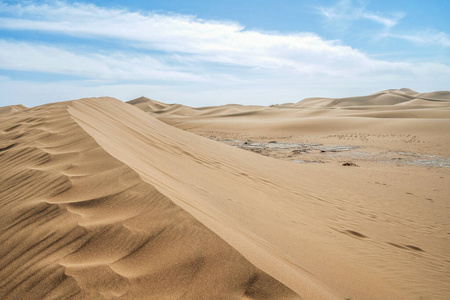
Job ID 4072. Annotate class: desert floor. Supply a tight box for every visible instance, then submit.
[1,88,449,299]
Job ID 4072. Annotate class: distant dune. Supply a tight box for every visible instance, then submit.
[297,89,450,108]
[129,89,450,156]
[0,104,26,115]
[1,89,449,299]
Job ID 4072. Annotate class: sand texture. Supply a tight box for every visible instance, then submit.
[1,89,449,299]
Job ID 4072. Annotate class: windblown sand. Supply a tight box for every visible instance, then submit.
[1,89,449,299]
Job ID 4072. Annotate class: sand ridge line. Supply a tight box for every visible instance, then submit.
[1,100,300,299]
[70,97,445,299]
[128,93,450,299]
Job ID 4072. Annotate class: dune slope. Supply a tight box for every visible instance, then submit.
[0,101,299,299]
[71,97,449,299]
[1,93,449,299]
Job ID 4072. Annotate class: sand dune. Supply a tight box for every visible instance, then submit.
[1,90,449,299]
[297,89,450,108]
[0,101,298,299]
[129,89,450,156]
[0,104,26,115]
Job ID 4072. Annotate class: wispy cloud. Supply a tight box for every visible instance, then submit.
[316,0,404,30]
[317,0,449,48]
[387,31,450,47]
[0,1,449,106]
[0,1,370,74]
[0,0,445,77]
[0,40,204,82]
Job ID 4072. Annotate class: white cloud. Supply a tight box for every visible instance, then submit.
[0,1,446,78]
[362,12,401,29]
[1,37,448,89]
[0,40,203,81]
[387,31,450,47]
[317,0,449,48]
[0,1,405,75]
[316,0,403,29]
[1,1,355,73]
[0,1,449,107]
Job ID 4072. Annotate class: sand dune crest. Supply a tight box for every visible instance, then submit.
[0,100,299,299]
[1,90,449,299]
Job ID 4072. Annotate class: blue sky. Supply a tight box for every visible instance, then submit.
[0,0,449,107]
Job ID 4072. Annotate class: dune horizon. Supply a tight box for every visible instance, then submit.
[1,89,450,299]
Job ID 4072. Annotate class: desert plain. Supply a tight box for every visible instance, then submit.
[1,88,449,299]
